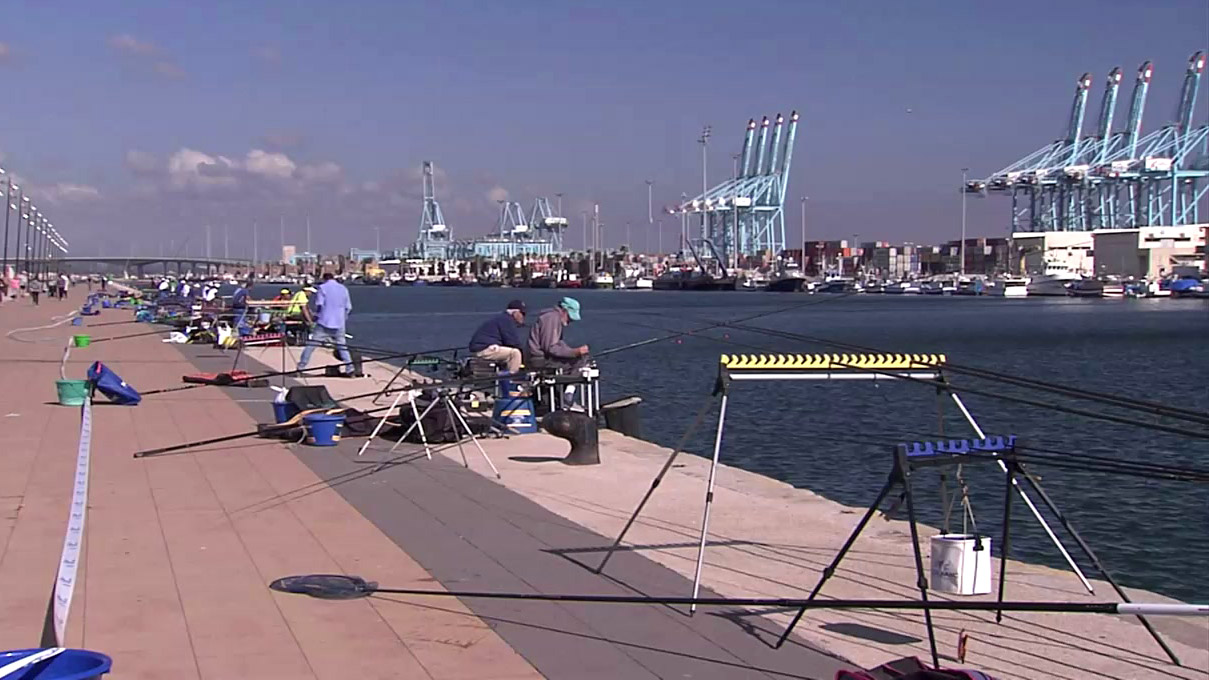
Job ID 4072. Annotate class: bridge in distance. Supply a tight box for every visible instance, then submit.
[42,255,253,276]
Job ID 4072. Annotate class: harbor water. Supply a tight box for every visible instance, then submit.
[335,286,1208,603]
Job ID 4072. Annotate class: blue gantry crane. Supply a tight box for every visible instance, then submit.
[969,51,1208,231]
[415,161,452,259]
[673,111,799,271]
[528,198,568,252]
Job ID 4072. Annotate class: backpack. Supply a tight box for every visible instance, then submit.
[836,657,997,680]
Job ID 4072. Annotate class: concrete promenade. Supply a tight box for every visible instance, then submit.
[0,292,1205,680]
[0,297,541,679]
[237,342,1209,680]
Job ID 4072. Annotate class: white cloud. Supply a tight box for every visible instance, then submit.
[109,34,185,79]
[296,161,342,184]
[244,149,297,180]
[108,34,157,56]
[44,183,102,204]
[167,148,238,191]
[142,147,344,196]
[486,185,509,203]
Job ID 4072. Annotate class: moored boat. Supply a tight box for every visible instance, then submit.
[766,263,807,292]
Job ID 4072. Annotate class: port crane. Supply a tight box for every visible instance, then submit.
[672,111,799,270]
[414,161,452,259]
[528,198,568,252]
[969,51,1207,231]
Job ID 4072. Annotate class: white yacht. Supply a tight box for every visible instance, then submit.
[1026,256,1082,296]
[634,276,654,290]
[989,276,1029,297]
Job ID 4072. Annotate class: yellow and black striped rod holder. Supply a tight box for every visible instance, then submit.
[720,353,946,371]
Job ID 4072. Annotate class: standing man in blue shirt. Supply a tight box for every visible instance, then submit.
[468,299,527,373]
[297,272,353,375]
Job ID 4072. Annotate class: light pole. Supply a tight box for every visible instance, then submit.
[374,225,381,254]
[680,191,688,251]
[14,196,27,278]
[800,196,808,266]
[960,167,969,276]
[698,126,711,241]
[580,211,588,252]
[1,174,12,274]
[24,206,37,277]
[645,180,653,224]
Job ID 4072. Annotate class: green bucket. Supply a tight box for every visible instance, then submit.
[56,379,90,406]
[72,334,91,348]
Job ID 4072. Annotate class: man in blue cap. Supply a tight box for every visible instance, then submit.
[526,296,588,371]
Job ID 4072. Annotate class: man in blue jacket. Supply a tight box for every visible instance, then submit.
[468,299,527,374]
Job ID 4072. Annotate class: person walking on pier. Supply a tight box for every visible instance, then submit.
[27,276,42,305]
[468,299,527,374]
[296,272,353,376]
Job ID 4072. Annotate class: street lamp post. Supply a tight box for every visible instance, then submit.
[960,167,969,276]
[24,206,37,277]
[800,196,808,266]
[14,195,27,278]
[645,180,653,225]
[698,126,710,240]
[1,176,12,274]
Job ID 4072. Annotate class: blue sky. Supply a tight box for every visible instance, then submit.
[0,0,1206,257]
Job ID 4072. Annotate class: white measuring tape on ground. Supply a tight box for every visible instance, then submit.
[51,394,92,646]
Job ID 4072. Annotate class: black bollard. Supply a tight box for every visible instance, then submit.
[541,411,600,466]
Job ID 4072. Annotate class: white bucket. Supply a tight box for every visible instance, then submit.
[929,534,992,595]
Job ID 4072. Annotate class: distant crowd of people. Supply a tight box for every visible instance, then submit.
[0,271,106,307]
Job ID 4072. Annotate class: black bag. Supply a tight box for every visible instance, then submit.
[286,385,338,411]
[391,394,457,443]
[837,657,997,680]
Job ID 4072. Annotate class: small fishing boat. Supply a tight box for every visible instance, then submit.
[766,262,807,292]
[988,276,1029,297]
[557,274,583,289]
[1066,278,1104,298]
[529,274,556,289]
[634,276,654,290]
[587,272,614,289]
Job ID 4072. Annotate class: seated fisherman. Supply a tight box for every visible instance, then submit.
[287,285,314,318]
[468,299,527,374]
[526,297,588,371]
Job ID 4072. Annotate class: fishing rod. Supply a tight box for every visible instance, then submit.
[620,305,1209,428]
[133,372,507,458]
[593,292,860,359]
[707,318,1209,428]
[267,573,1209,617]
[708,323,1209,440]
[605,315,1209,480]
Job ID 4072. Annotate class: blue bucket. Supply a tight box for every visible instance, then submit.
[303,413,345,446]
[0,648,112,679]
[492,396,537,434]
[272,401,299,424]
[100,300,111,309]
